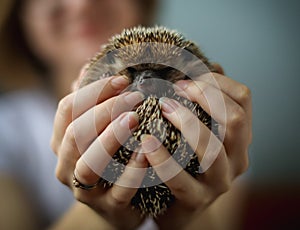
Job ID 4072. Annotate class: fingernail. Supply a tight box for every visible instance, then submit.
[174,81,189,97]
[159,97,180,114]
[141,134,161,153]
[175,80,189,90]
[111,75,129,89]
[124,91,144,105]
[119,112,139,129]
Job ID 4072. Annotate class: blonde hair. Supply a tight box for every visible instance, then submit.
[0,0,158,92]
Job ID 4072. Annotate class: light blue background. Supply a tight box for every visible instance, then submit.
[158,0,300,184]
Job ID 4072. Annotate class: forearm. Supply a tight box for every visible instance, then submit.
[49,202,116,230]
[0,175,39,230]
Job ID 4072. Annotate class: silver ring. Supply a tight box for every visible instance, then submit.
[72,173,99,190]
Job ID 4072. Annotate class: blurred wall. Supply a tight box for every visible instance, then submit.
[158,0,300,184]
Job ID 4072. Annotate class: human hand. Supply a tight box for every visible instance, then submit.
[50,75,148,230]
[140,67,252,229]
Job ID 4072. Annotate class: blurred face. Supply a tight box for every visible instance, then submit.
[21,0,142,70]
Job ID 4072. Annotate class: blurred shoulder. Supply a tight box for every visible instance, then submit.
[0,89,55,118]
[0,88,56,143]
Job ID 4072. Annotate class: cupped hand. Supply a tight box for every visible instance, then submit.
[50,66,252,229]
[140,68,252,229]
[50,75,148,230]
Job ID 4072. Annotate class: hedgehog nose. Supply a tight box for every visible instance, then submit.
[133,70,159,95]
[137,75,150,85]
[136,70,156,85]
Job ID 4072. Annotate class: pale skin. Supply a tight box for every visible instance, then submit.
[50,65,252,229]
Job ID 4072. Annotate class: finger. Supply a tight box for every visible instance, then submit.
[196,73,252,111]
[194,74,252,169]
[74,112,139,185]
[72,75,129,118]
[158,97,235,190]
[198,145,232,195]
[176,77,250,175]
[175,78,252,147]
[51,93,75,154]
[159,97,223,172]
[162,91,248,174]
[175,79,239,126]
[51,75,129,152]
[72,91,144,154]
[196,73,252,140]
[55,123,82,186]
[141,135,209,210]
[105,152,148,209]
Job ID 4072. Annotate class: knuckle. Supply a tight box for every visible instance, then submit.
[236,153,250,176]
[73,191,90,204]
[50,138,58,153]
[216,179,231,196]
[58,94,73,117]
[187,196,207,212]
[64,123,78,150]
[212,152,231,195]
[182,188,210,212]
[228,107,246,128]
[109,193,128,210]
[55,165,69,186]
[103,102,113,119]
[198,72,211,82]
[76,170,98,185]
[74,160,101,187]
[171,183,188,196]
[197,81,209,96]
[237,84,251,104]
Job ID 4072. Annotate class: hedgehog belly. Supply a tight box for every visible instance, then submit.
[99,95,213,217]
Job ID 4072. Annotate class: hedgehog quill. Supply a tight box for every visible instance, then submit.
[78,26,218,217]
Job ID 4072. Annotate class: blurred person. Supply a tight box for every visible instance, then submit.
[0,0,252,230]
[0,0,157,229]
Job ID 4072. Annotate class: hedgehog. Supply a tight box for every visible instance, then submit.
[78,26,218,217]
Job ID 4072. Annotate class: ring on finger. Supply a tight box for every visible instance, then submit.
[72,172,100,190]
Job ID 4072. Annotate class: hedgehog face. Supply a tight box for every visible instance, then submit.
[120,65,184,97]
